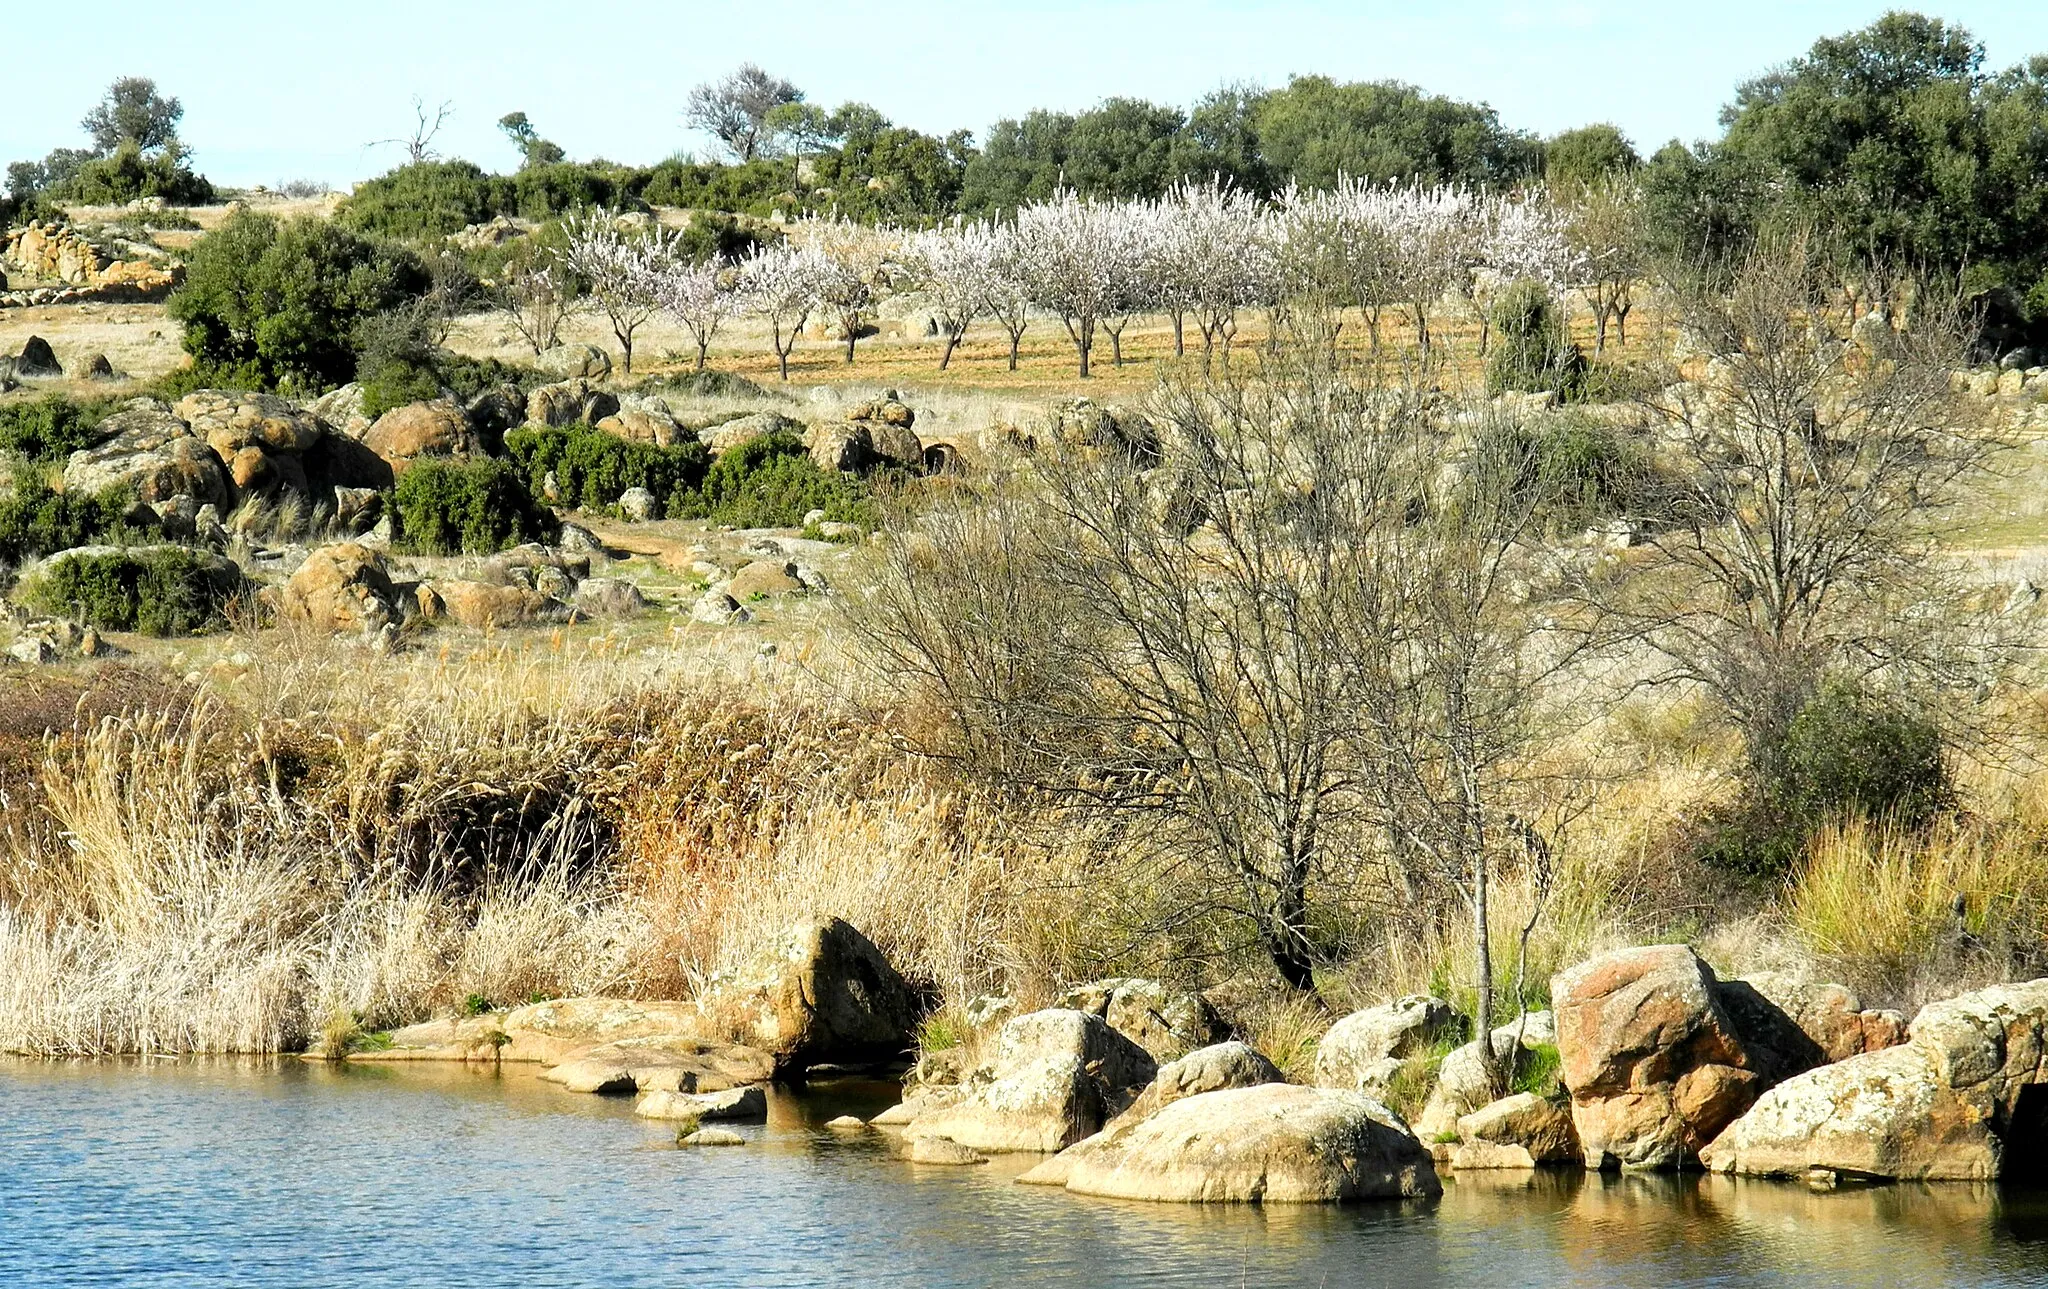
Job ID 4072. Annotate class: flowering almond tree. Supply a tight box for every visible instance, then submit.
[792,218,901,364]
[555,208,677,374]
[1016,191,1147,378]
[741,241,836,380]
[1151,180,1277,367]
[649,257,739,371]
[906,220,1007,370]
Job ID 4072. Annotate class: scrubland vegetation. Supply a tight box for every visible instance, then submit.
[5,12,2048,1069]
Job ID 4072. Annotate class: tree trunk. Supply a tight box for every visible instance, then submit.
[617,324,635,376]
[695,341,708,371]
[1616,302,1631,349]
[1172,311,1186,356]
[1008,330,1022,372]
[1268,882,1317,993]
[1473,847,1502,1098]
[939,330,961,371]
[1594,303,1610,355]
[844,325,857,364]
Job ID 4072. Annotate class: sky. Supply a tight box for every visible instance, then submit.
[4,1,2044,189]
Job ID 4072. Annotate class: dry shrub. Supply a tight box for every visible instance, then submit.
[1787,811,2048,1009]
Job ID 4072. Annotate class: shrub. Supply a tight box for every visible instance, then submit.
[168,211,429,394]
[20,546,241,634]
[0,394,120,463]
[504,424,708,517]
[679,433,879,529]
[354,309,443,417]
[0,482,140,566]
[1486,280,1587,399]
[647,368,771,402]
[1476,413,1650,530]
[394,458,557,555]
[1702,677,1952,880]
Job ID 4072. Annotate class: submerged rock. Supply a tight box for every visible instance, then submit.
[635,1085,767,1121]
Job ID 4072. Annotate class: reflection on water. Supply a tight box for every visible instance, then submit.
[2,1057,2046,1287]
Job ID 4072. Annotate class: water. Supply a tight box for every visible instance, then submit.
[4,1058,2047,1288]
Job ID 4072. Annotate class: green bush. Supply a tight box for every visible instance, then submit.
[1476,413,1650,530]
[394,458,557,555]
[338,161,512,241]
[1702,677,1952,880]
[1486,280,1587,400]
[680,433,879,529]
[169,211,429,393]
[646,368,772,402]
[21,546,241,634]
[50,141,214,206]
[0,394,120,463]
[504,424,708,517]
[0,481,141,566]
[354,309,443,417]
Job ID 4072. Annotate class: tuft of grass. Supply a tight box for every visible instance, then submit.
[1510,1041,1563,1099]
[461,992,494,1017]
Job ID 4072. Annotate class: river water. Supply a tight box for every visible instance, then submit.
[4,1058,2046,1287]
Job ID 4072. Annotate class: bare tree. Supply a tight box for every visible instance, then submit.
[685,64,802,163]
[1610,234,2006,790]
[371,96,454,164]
[490,242,573,355]
[1565,178,1649,352]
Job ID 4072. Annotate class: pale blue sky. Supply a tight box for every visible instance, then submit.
[5,1,2043,188]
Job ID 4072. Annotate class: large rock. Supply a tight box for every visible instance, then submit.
[1552,945,1757,1170]
[14,336,61,378]
[703,411,804,454]
[62,400,231,509]
[573,577,646,618]
[1451,1093,1580,1168]
[306,383,373,440]
[420,580,563,629]
[537,343,612,380]
[362,400,482,475]
[1314,996,1466,1093]
[635,1085,767,1121]
[596,404,684,448]
[909,1009,1158,1153]
[725,559,804,601]
[280,543,399,633]
[1055,977,1228,1061]
[1702,978,2048,1181]
[1735,972,1909,1066]
[807,422,873,473]
[526,379,618,429]
[364,997,705,1066]
[1022,1041,1284,1188]
[175,390,324,457]
[540,1036,774,1095]
[1025,1084,1440,1203]
[693,917,923,1073]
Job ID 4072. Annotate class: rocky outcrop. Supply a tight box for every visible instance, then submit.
[1024,1084,1439,1203]
[62,399,230,508]
[693,916,924,1073]
[279,543,399,634]
[307,383,373,440]
[1054,977,1228,1061]
[1734,973,1909,1067]
[14,336,61,377]
[724,560,804,601]
[1553,945,1758,1170]
[1314,996,1466,1095]
[1702,978,2048,1181]
[908,1009,1158,1153]
[4,223,182,301]
[539,1036,773,1095]
[362,400,482,476]
[596,400,685,448]
[634,1085,767,1121]
[176,390,324,457]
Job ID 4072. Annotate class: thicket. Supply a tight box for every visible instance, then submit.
[1477,413,1649,533]
[503,424,709,517]
[20,547,242,634]
[0,394,120,463]
[393,458,558,555]
[168,211,429,393]
[0,482,141,567]
[680,433,880,529]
